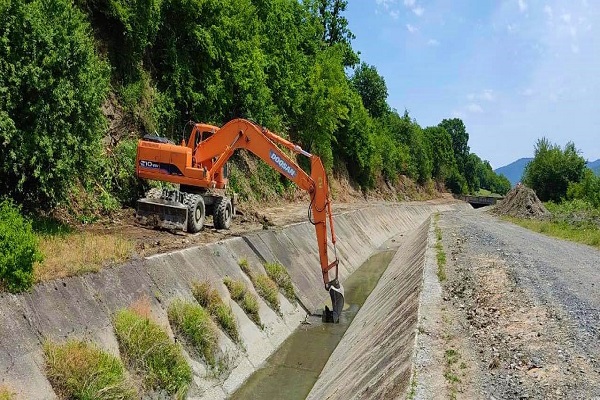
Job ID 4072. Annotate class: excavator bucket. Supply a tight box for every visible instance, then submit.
[322,282,345,323]
[136,197,188,231]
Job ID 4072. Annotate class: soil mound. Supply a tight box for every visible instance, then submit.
[492,185,551,219]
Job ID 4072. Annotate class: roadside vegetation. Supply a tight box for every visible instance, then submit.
[223,277,262,327]
[44,340,137,399]
[192,281,240,343]
[433,214,447,281]
[167,299,220,368]
[508,138,600,249]
[113,302,192,397]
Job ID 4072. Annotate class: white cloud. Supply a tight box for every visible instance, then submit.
[467,90,495,102]
[571,44,580,53]
[467,103,484,113]
[406,24,417,33]
[507,24,517,33]
[518,0,527,12]
[402,0,424,17]
[561,13,571,23]
[390,10,400,20]
[544,5,553,18]
[427,39,440,46]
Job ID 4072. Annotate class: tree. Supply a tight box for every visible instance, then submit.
[351,63,389,118]
[523,138,587,202]
[438,118,470,175]
[0,0,110,211]
[310,0,358,66]
[423,126,455,181]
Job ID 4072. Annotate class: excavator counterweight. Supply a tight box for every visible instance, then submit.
[135,119,344,322]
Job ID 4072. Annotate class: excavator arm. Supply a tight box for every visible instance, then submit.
[197,120,344,320]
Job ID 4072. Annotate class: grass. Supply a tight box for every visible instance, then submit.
[223,277,262,327]
[254,274,280,311]
[504,216,600,249]
[407,371,418,400]
[0,386,15,400]
[444,348,462,400]
[44,340,137,399]
[35,231,133,282]
[191,281,240,343]
[238,258,280,312]
[113,305,192,397]
[167,299,219,368]
[264,261,296,302]
[433,214,447,281]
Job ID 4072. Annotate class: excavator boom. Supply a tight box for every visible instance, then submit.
[136,119,344,322]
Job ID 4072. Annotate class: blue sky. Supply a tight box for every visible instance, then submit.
[345,0,600,168]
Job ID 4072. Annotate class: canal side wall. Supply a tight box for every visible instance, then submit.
[308,218,431,399]
[0,203,453,399]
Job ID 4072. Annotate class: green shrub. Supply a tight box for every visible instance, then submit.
[0,200,42,292]
[167,299,219,367]
[44,340,137,399]
[0,0,110,211]
[113,308,191,397]
[223,278,262,327]
[254,274,280,312]
[99,138,147,207]
[264,262,296,302]
[191,281,240,343]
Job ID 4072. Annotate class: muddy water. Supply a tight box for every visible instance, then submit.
[230,249,396,400]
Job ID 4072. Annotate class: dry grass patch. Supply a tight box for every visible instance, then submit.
[44,340,137,399]
[35,232,133,282]
[167,299,219,367]
[223,277,262,327]
[264,262,296,302]
[113,302,191,397]
[192,281,240,343]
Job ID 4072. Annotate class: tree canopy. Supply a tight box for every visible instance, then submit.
[523,138,587,202]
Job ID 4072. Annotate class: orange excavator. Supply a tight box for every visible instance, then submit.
[135,118,344,322]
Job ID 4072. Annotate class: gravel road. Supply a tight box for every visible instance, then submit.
[439,207,600,399]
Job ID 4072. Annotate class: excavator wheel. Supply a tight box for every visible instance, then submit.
[186,194,205,233]
[213,196,233,230]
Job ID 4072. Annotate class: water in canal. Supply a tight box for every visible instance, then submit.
[230,248,396,399]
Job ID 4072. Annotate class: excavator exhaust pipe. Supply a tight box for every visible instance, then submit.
[322,279,345,323]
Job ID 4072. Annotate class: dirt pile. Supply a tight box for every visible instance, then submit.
[492,185,551,219]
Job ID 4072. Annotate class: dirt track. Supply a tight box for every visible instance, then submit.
[438,207,600,399]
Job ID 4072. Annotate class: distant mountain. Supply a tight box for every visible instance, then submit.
[494,158,532,186]
[495,158,600,185]
[588,159,600,175]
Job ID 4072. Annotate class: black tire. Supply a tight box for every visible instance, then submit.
[213,196,233,230]
[186,194,205,233]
